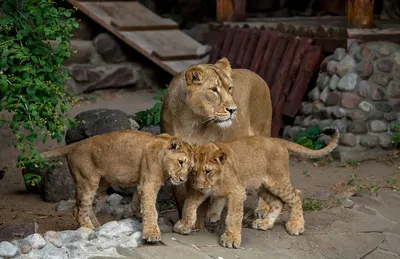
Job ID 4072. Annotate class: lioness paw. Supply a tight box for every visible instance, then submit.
[142,226,161,243]
[285,219,305,236]
[220,233,241,249]
[173,220,192,235]
[252,218,274,231]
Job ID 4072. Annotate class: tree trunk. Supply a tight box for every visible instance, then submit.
[347,0,374,28]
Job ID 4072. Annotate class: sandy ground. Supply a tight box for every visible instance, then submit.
[0,88,399,235]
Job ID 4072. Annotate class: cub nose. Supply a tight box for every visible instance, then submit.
[226,107,237,115]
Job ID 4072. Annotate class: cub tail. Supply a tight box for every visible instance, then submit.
[40,142,79,160]
[282,126,339,158]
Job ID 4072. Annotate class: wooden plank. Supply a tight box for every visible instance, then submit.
[241,30,261,69]
[78,0,136,2]
[264,36,288,86]
[234,28,253,68]
[249,30,270,73]
[227,29,244,66]
[121,30,203,61]
[210,27,227,63]
[258,31,279,83]
[219,27,237,60]
[271,95,286,137]
[164,58,205,74]
[110,18,178,31]
[283,46,322,118]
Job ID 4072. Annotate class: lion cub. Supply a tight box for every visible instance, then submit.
[173,127,339,248]
[40,130,194,243]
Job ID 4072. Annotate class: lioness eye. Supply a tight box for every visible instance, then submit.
[211,87,218,92]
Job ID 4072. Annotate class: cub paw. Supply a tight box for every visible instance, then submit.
[206,212,221,224]
[173,220,192,235]
[219,232,241,249]
[252,218,274,231]
[142,226,161,243]
[285,219,305,236]
[254,208,269,219]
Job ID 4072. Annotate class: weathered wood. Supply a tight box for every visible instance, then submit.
[210,28,228,63]
[270,36,299,108]
[227,29,245,66]
[249,30,270,73]
[234,28,253,68]
[271,95,286,137]
[219,27,237,60]
[347,0,374,29]
[217,0,234,22]
[257,31,279,80]
[283,45,322,118]
[233,0,247,21]
[263,34,287,85]
[242,30,261,69]
[110,18,178,31]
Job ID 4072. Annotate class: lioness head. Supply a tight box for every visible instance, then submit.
[191,144,227,193]
[185,57,238,128]
[163,137,195,185]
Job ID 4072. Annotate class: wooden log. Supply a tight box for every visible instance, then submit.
[219,27,237,60]
[227,29,245,66]
[249,30,270,73]
[257,31,279,81]
[263,34,288,86]
[217,0,234,22]
[283,45,322,118]
[242,30,261,69]
[235,28,253,68]
[210,27,228,63]
[347,0,374,29]
[270,36,299,108]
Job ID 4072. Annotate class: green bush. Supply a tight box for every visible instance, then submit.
[0,0,78,169]
[294,125,323,150]
[134,87,167,128]
[391,122,400,147]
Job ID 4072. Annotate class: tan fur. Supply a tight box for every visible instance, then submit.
[40,130,194,243]
[160,57,273,225]
[173,127,339,248]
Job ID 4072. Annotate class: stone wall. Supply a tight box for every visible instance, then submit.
[283,41,400,162]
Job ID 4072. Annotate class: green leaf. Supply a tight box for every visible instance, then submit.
[41,133,47,144]
[27,86,36,96]
[146,116,153,126]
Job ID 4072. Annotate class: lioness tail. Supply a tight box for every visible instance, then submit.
[40,142,79,159]
[281,126,339,158]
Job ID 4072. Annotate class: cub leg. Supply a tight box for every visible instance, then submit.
[220,191,246,249]
[140,182,162,243]
[252,188,283,231]
[194,199,209,232]
[206,197,226,224]
[173,189,207,235]
[265,179,305,236]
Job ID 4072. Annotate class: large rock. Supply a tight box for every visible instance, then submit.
[92,33,128,63]
[65,40,101,66]
[65,109,139,144]
[336,55,356,76]
[338,73,358,91]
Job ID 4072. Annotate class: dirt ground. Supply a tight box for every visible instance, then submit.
[0,89,399,235]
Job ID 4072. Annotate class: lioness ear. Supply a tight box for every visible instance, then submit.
[215,57,232,74]
[213,150,227,164]
[185,67,203,85]
[169,138,181,151]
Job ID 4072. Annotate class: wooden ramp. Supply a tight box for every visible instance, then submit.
[68,0,208,75]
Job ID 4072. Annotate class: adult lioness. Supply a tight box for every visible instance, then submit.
[39,130,194,243]
[161,57,272,225]
[173,127,339,248]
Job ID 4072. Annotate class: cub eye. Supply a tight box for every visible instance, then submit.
[211,87,218,93]
[205,169,211,174]
[178,160,184,167]
[228,86,233,92]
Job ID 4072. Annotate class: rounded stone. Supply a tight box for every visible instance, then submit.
[319,87,330,102]
[348,122,368,134]
[358,80,371,98]
[282,125,291,138]
[332,107,346,119]
[340,133,357,147]
[357,59,373,79]
[333,48,347,61]
[326,60,338,75]
[378,44,390,56]
[12,239,32,254]
[369,120,388,133]
[347,110,368,122]
[294,116,305,126]
[384,112,397,121]
[288,126,301,139]
[0,241,19,258]
[332,119,347,133]
[360,134,379,148]
[375,103,393,112]
[325,91,341,106]
[318,119,334,130]
[308,86,320,102]
[360,46,374,59]
[341,92,360,109]
[336,55,356,76]
[386,80,400,98]
[338,73,358,91]
[302,116,314,127]
[349,41,361,55]
[371,86,387,101]
[371,73,390,86]
[377,59,394,73]
[368,111,384,120]
[329,75,340,90]
[358,101,375,112]
[379,133,393,148]
[300,102,313,116]
[24,233,46,249]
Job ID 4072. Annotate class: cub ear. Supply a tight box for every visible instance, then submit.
[213,150,227,164]
[168,138,181,151]
[185,67,203,85]
[215,57,232,74]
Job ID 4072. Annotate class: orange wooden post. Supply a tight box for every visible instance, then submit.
[217,0,235,22]
[347,0,374,28]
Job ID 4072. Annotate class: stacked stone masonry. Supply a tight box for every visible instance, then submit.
[283,41,400,162]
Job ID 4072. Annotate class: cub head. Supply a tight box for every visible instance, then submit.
[191,145,228,193]
[185,57,238,128]
[163,136,195,185]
